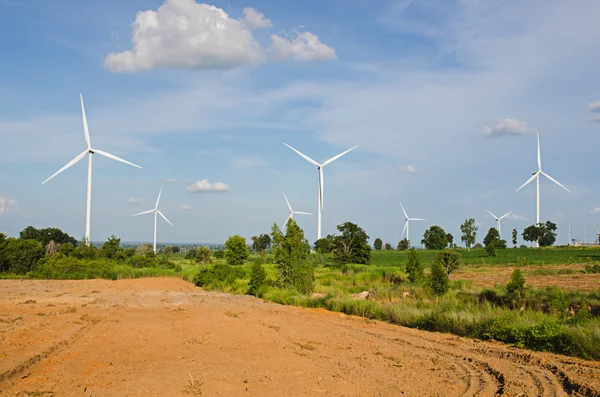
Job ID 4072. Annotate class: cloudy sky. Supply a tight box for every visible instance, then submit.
[1,0,599,245]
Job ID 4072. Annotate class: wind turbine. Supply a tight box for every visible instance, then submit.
[42,94,142,244]
[284,143,358,240]
[283,193,312,228]
[132,186,173,253]
[399,202,426,247]
[485,209,511,238]
[516,132,570,241]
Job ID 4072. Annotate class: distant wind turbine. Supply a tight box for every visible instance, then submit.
[485,209,511,238]
[42,94,142,244]
[133,186,173,253]
[283,193,312,228]
[284,143,358,240]
[399,202,426,246]
[516,132,570,244]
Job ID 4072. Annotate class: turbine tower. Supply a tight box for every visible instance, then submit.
[132,186,173,253]
[43,94,142,245]
[516,132,570,243]
[284,143,358,240]
[399,202,426,247]
[283,192,312,228]
[485,209,511,238]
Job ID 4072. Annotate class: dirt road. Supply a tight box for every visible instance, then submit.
[1,279,599,396]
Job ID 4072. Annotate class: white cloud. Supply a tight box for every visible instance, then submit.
[164,178,177,183]
[242,7,272,29]
[173,204,193,211]
[105,0,263,72]
[589,114,600,123]
[126,197,143,205]
[269,31,337,61]
[505,213,525,221]
[0,196,17,214]
[186,179,231,193]
[591,207,600,214]
[588,101,600,112]
[482,118,536,138]
[389,164,417,173]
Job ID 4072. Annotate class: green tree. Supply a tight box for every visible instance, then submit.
[271,221,313,294]
[101,235,122,260]
[446,233,454,248]
[225,236,250,266]
[406,248,423,283]
[1,238,44,274]
[163,246,173,259]
[486,242,496,257]
[332,222,371,264]
[251,236,260,252]
[460,218,477,251]
[195,246,212,264]
[421,226,447,250]
[259,234,272,252]
[213,249,225,259]
[384,243,393,250]
[185,248,197,260]
[483,228,507,249]
[19,226,77,247]
[512,229,518,248]
[506,269,527,307]
[373,238,383,251]
[522,221,557,247]
[397,238,409,251]
[247,260,267,296]
[429,261,449,295]
[433,250,462,275]
[314,236,334,254]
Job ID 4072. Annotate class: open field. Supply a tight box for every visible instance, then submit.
[1,278,600,396]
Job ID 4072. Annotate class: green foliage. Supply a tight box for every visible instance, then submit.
[373,238,383,251]
[224,235,249,266]
[272,220,314,294]
[523,221,557,247]
[193,263,246,289]
[185,248,197,260]
[314,236,334,254]
[331,222,371,264]
[384,243,393,250]
[433,250,462,275]
[446,233,454,248]
[422,225,447,250]
[584,263,600,274]
[101,235,122,260]
[406,248,423,283]
[512,229,518,248]
[195,246,213,264]
[19,226,78,248]
[483,228,507,249]
[486,243,497,257]
[247,260,267,296]
[460,218,478,250]
[213,249,225,259]
[396,238,409,251]
[428,261,449,295]
[0,238,44,274]
[506,269,526,299]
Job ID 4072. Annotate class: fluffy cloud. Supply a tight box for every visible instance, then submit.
[269,31,337,61]
[242,7,272,29]
[126,197,143,205]
[104,0,335,72]
[186,179,231,193]
[173,204,193,210]
[390,165,417,173]
[164,178,177,183]
[482,119,536,138]
[0,196,17,214]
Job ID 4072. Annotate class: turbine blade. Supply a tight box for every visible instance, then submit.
[516,173,538,192]
[93,149,143,169]
[319,167,324,209]
[541,171,571,193]
[485,209,497,219]
[80,94,91,149]
[410,218,426,221]
[157,210,173,226]
[155,186,163,209]
[400,221,408,239]
[322,145,359,166]
[284,143,320,166]
[499,212,512,220]
[399,202,409,219]
[537,131,541,171]
[132,209,154,216]
[293,211,313,215]
[42,150,88,184]
[283,192,292,212]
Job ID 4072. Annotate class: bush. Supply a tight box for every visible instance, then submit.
[193,263,245,289]
[127,255,156,268]
[429,261,449,295]
[213,249,225,259]
[433,250,462,275]
[195,246,213,264]
[397,238,409,251]
[224,235,249,266]
[272,220,314,294]
[486,243,497,257]
[185,248,197,260]
[406,248,423,283]
[0,238,44,274]
[247,260,267,296]
[331,222,371,265]
[584,263,600,274]
[314,238,333,254]
[506,269,526,299]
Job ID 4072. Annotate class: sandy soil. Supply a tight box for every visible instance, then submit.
[0,279,599,397]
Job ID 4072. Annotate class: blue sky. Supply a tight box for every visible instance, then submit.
[1,0,600,246]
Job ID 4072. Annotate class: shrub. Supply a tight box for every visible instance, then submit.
[433,250,462,275]
[247,260,267,296]
[406,248,424,283]
[213,249,225,259]
[373,238,383,251]
[127,255,156,268]
[193,263,245,289]
[584,263,600,274]
[185,248,197,260]
[486,243,497,257]
[384,243,393,250]
[331,222,371,264]
[224,235,249,266]
[195,246,213,264]
[429,261,449,295]
[396,238,409,251]
[272,220,314,294]
[314,238,333,254]
[0,238,44,274]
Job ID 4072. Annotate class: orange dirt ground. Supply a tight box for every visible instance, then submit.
[1,278,599,396]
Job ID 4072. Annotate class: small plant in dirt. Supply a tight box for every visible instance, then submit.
[247,260,267,296]
[406,248,424,283]
[429,261,449,295]
[433,250,462,275]
[195,246,212,264]
[224,235,249,266]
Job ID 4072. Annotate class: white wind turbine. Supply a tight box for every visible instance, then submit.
[42,94,142,244]
[485,209,511,238]
[284,143,358,240]
[399,202,426,246]
[132,186,173,253]
[283,193,312,228]
[516,132,570,242]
